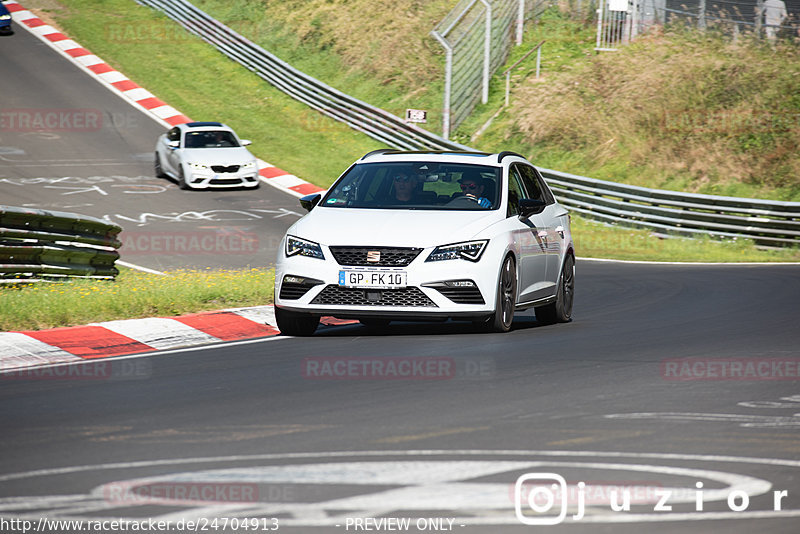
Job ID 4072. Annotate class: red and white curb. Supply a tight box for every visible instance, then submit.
[0,306,276,371]
[0,306,357,372]
[5,0,326,199]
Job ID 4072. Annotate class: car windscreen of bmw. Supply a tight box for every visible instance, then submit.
[322,162,501,210]
[184,131,240,148]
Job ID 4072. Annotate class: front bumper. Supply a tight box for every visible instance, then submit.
[185,168,260,189]
[275,245,499,320]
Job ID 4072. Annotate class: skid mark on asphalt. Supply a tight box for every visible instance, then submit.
[372,426,490,444]
[607,393,800,428]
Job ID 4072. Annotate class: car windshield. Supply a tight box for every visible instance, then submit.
[321,162,501,210]
[184,130,240,148]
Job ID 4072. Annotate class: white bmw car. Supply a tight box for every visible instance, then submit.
[154,122,260,190]
[275,150,575,335]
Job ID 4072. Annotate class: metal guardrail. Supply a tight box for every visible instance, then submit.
[0,206,122,281]
[137,0,800,246]
[541,169,800,246]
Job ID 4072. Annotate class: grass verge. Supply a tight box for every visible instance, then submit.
[467,10,800,201]
[571,217,800,262]
[0,268,275,331]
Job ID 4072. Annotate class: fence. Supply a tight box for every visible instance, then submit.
[596,0,800,50]
[0,206,122,282]
[431,0,549,138]
[137,0,800,247]
[660,0,799,39]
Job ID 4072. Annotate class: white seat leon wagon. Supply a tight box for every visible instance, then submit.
[274,150,575,336]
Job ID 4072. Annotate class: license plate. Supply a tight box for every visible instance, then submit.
[338,270,407,289]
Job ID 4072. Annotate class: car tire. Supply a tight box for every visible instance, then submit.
[154,152,167,178]
[275,307,319,336]
[178,167,190,190]
[480,255,516,333]
[535,253,574,325]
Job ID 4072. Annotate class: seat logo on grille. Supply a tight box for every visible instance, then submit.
[366,251,381,263]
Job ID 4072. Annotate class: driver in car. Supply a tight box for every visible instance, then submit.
[458,174,492,208]
[392,172,419,203]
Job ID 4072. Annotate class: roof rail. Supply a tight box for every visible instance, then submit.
[497,151,527,163]
[360,149,397,160]
[186,121,224,127]
[360,149,493,161]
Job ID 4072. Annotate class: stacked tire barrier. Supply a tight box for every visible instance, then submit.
[0,206,122,281]
[138,0,800,247]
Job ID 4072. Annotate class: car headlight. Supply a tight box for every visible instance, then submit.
[286,235,325,260]
[426,240,488,262]
[241,161,256,169]
[188,162,207,170]
[0,15,11,20]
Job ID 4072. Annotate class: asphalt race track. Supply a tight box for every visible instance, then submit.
[0,26,304,271]
[2,11,800,534]
[1,262,799,533]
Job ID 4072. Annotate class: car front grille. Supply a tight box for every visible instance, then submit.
[211,165,240,173]
[311,285,437,307]
[209,177,242,185]
[328,246,422,267]
[434,286,485,305]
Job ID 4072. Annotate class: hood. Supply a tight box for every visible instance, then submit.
[182,147,254,166]
[289,207,502,249]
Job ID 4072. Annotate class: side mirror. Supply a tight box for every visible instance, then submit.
[519,198,547,218]
[299,193,322,212]
[167,140,180,149]
[240,139,252,146]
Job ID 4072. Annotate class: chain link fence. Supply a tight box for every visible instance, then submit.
[431,0,549,138]
[594,0,799,50]
[660,0,799,39]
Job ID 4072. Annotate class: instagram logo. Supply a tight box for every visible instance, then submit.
[514,473,576,525]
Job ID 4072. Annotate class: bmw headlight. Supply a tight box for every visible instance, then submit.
[426,240,488,262]
[286,235,325,260]
[241,161,256,169]
[188,162,207,170]
[0,15,11,20]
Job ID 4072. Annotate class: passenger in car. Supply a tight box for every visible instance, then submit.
[458,174,492,208]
